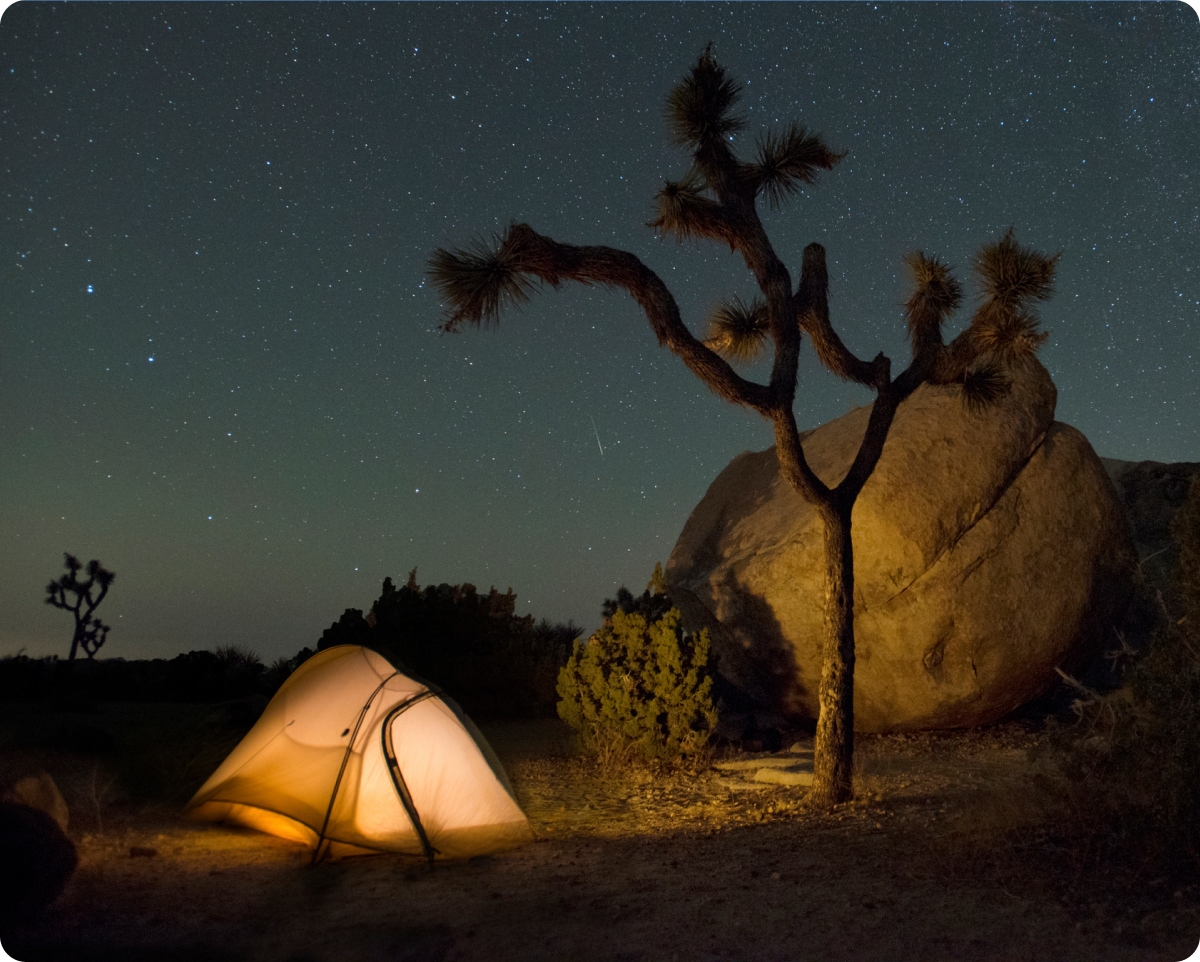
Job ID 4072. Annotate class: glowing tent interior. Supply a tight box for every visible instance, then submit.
[185,645,533,861]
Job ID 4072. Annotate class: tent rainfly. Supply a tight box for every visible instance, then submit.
[185,645,532,861]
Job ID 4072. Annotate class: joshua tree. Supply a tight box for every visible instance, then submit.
[428,46,1057,806]
[45,552,115,661]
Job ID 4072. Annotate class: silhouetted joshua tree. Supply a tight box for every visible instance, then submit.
[45,553,115,661]
[428,45,1058,806]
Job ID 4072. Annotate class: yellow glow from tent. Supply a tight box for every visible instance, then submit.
[222,804,318,847]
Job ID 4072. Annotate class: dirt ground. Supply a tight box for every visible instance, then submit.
[4,718,1200,962]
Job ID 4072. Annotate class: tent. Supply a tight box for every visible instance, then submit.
[185,645,532,861]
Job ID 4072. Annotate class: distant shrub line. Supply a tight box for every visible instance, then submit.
[0,645,308,707]
[318,570,580,720]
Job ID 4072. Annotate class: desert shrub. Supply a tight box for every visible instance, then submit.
[318,608,372,649]
[1177,475,1200,621]
[600,563,674,625]
[1047,476,1200,871]
[557,584,717,768]
[318,570,579,719]
[211,644,263,672]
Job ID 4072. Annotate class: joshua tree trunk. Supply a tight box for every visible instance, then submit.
[812,501,855,805]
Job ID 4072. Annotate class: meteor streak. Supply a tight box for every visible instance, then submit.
[590,416,605,457]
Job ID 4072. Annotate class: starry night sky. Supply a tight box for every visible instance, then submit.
[2,2,1198,662]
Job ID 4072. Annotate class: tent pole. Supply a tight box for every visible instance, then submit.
[311,671,400,864]
[381,690,439,866]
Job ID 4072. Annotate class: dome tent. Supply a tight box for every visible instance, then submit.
[185,645,532,861]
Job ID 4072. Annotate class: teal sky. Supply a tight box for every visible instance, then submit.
[2,2,1198,661]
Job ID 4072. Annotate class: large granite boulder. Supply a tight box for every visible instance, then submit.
[666,359,1137,732]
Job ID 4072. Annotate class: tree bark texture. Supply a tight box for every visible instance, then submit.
[810,501,856,805]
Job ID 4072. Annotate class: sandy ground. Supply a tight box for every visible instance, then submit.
[4,719,1200,962]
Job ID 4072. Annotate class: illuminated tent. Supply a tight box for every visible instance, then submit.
[185,645,532,861]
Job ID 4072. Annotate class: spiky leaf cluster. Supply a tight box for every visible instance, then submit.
[975,228,1058,307]
[749,123,845,210]
[969,302,1050,364]
[428,231,541,330]
[903,251,962,349]
[964,228,1058,364]
[648,170,724,242]
[902,231,1056,415]
[664,44,746,150]
[959,365,1010,414]
[704,296,769,362]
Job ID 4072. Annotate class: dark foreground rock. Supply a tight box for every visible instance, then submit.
[667,359,1137,732]
[0,801,78,932]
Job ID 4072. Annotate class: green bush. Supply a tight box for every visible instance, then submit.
[556,597,717,768]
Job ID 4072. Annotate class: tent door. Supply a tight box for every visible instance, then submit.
[312,672,401,863]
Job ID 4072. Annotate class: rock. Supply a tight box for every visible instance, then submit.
[714,753,814,789]
[1,770,69,833]
[713,756,810,771]
[753,768,814,787]
[715,777,772,792]
[0,802,78,929]
[667,359,1137,732]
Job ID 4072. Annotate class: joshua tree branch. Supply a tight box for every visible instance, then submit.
[795,246,887,389]
[834,375,900,506]
[772,410,835,510]
[432,224,775,414]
